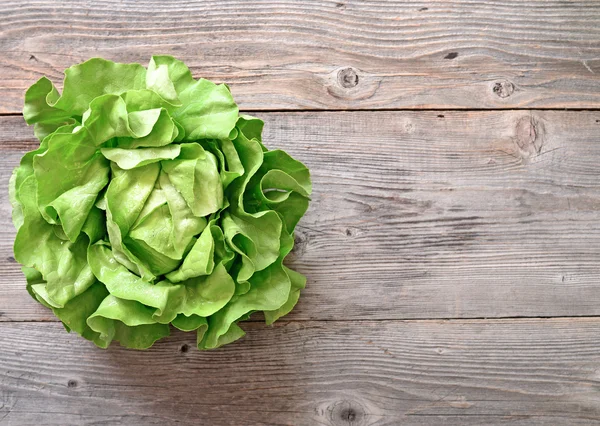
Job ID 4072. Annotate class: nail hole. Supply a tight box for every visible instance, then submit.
[180,344,189,353]
[67,380,77,388]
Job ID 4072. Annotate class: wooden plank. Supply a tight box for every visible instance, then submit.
[1,319,600,425]
[1,111,600,322]
[1,0,600,112]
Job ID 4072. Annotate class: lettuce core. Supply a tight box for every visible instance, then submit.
[11,56,311,350]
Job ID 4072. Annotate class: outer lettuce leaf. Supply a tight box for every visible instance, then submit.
[200,259,291,349]
[23,77,75,140]
[87,295,171,349]
[146,55,194,104]
[172,314,208,333]
[34,128,110,241]
[172,79,238,140]
[14,175,97,308]
[246,149,312,232]
[53,58,147,116]
[264,266,307,325]
[13,56,312,350]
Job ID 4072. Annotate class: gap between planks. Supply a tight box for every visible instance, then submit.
[6,315,600,324]
[5,108,600,117]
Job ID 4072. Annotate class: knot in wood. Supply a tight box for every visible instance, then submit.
[338,67,359,88]
[329,399,366,425]
[493,81,514,98]
[340,408,356,422]
[514,116,544,157]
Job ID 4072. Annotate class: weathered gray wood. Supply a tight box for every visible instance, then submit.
[1,0,600,112]
[1,111,600,321]
[1,319,600,425]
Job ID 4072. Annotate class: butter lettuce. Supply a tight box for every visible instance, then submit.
[11,57,311,350]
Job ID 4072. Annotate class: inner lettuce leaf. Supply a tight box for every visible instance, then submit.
[12,56,311,350]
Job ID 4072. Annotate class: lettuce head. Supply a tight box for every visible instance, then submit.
[10,56,311,350]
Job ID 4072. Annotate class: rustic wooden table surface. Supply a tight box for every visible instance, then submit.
[1,1,600,425]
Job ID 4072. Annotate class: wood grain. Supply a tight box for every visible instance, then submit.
[1,319,600,425]
[1,111,599,321]
[1,0,600,112]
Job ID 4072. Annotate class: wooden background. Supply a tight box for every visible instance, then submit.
[1,1,600,425]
